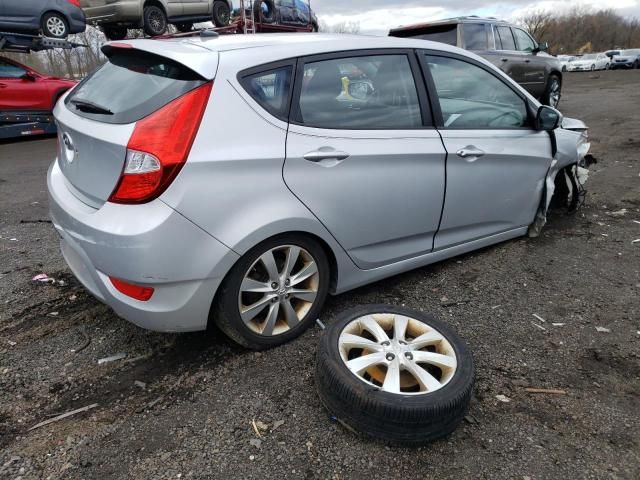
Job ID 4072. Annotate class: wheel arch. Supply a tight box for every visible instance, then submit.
[143,0,167,14]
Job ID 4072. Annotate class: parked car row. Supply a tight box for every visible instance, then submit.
[560,50,640,71]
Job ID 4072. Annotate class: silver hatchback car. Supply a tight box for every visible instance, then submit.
[48,33,590,349]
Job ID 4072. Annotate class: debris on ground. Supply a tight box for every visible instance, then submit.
[315,318,326,330]
[595,326,611,333]
[532,322,546,331]
[532,314,546,323]
[524,388,567,395]
[271,420,285,431]
[32,273,55,284]
[28,404,99,431]
[495,395,511,403]
[134,381,147,389]
[251,419,264,438]
[97,353,127,365]
[606,208,627,217]
[71,330,91,353]
[552,323,566,327]
[249,438,262,449]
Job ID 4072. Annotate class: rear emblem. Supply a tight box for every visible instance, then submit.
[62,132,76,164]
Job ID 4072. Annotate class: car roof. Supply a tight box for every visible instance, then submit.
[389,16,510,34]
[107,33,477,79]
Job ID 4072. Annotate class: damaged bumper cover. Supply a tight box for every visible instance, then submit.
[529,117,593,237]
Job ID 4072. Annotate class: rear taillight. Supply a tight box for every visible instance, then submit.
[67,0,81,7]
[109,82,213,204]
[110,277,154,301]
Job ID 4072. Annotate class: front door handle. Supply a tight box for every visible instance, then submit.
[303,149,350,162]
[501,58,509,62]
[0,83,7,88]
[456,146,485,160]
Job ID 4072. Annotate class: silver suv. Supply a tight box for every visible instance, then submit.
[81,0,233,40]
[49,34,590,350]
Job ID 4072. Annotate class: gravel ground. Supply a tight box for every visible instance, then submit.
[1,70,639,480]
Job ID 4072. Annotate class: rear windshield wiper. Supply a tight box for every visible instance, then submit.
[70,99,114,115]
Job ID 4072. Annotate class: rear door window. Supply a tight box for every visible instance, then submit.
[294,54,423,130]
[240,65,293,121]
[66,49,206,124]
[495,26,516,51]
[463,23,487,50]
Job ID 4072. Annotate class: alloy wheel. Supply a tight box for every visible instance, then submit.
[338,313,457,395]
[46,17,66,37]
[548,79,560,108]
[238,245,319,336]
[149,11,165,32]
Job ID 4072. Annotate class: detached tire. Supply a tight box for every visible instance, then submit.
[316,305,474,446]
[212,0,231,26]
[143,5,168,36]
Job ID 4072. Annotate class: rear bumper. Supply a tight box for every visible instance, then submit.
[83,1,142,24]
[47,160,240,332]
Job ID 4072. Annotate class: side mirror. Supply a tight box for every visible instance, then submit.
[535,105,562,131]
[21,72,36,81]
[534,42,548,53]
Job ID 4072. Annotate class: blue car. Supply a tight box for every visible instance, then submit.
[0,0,86,39]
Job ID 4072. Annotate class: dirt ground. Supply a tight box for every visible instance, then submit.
[1,70,639,480]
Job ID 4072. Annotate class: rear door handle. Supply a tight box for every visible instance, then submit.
[501,58,509,62]
[303,149,350,162]
[524,59,531,63]
[456,146,485,160]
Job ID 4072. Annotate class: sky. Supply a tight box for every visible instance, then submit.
[310,0,640,35]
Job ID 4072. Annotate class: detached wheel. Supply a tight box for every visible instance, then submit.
[316,306,474,446]
[213,235,329,350]
[42,13,69,38]
[143,5,167,36]
[212,0,231,27]
[102,25,128,40]
[543,73,561,108]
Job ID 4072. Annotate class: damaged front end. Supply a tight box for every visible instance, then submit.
[528,117,595,237]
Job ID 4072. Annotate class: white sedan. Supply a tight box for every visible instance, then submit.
[567,53,610,71]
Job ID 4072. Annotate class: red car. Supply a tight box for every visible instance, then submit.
[0,56,77,112]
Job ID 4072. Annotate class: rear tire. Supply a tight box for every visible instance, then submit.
[143,5,167,36]
[254,0,276,24]
[212,234,330,350]
[42,12,69,38]
[212,0,231,27]
[175,22,193,33]
[102,25,128,40]
[542,73,561,108]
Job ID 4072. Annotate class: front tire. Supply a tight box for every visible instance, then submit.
[543,74,561,108]
[143,5,168,36]
[42,12,69,38]
[316,305,474,446]
[254,0,276,24]
[212,235,330,350]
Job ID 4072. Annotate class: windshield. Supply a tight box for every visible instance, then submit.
[66,49,205,124]
[580,54,597,59]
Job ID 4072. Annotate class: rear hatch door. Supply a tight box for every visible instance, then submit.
[56,41,217,208]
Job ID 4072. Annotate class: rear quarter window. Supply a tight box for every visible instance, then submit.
[463,23,487,50]
[66,49,205,124]
[239,65,293,121]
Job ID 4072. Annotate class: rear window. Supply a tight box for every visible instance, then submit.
[391,24,458,46]
[66,49,205,124]
[463,23,487,50]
